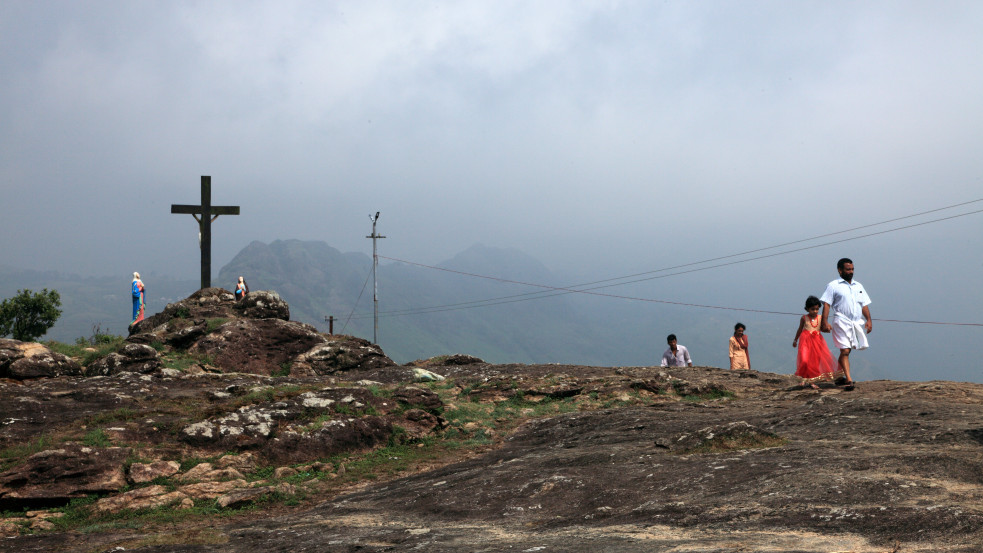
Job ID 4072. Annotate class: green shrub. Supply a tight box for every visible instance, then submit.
[387,425,408,447]
[272,362,291,377]
[75,324,120,347]
[0,288,62,342]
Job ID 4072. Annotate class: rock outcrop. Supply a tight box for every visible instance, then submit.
[83,342,160,376]
[126,286,396,377]
[0,445,129,509]
[1,289,981,552]
[0,339,81,379]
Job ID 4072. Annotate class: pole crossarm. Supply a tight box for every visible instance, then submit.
[170,176,240,290]
[171,205,240,216]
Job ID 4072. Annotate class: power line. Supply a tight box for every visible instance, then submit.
[386,197,983,307]
[358,204,983,326]
[370,201,983,317]
[339,266,372,335]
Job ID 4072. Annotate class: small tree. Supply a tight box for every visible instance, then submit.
[0,288,63,342]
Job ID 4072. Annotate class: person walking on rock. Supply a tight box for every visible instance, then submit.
[728,323,750,370]
[820,258,872,391]
[661,334,693,367]
[793,295,837,389]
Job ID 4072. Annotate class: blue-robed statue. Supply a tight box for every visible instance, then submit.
[131,272,145,326]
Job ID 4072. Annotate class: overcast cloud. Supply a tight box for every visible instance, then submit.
[1,1,982,374]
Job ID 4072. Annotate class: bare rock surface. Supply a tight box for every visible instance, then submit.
[1,288,981,552]
[189,370,980,553]
[231,290,291,320]
[0,339,81,379]
[83,342,161,376]
[0,445,129,509]
[2,365,981,552]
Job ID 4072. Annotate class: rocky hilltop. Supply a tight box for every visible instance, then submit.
[0,289,981,552]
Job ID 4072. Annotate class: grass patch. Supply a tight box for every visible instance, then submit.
[236,385,309,407]
[682,389,736,402]
[50,495,100,530]
[367,384,393,399]
[329,438,443,482]
[46,334,127,367]
[205,318,229,334]
[81,429,112,448]
[160,351,214,371]
[86,407,140,426]
[179,456,220,472]
[52,496,245,538]
[0,434,55,463]
[272,362,291,377]
[298,413,335,433]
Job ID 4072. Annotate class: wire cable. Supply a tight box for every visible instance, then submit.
[390,197,983,301]
[359,203,983,326]
[339,267,373,335]
[373,202,983,316]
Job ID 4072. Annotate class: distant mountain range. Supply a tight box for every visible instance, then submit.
[216,240,655,365]
[214,240,801,369]
[2,240,869,376]
[0,266,199,342]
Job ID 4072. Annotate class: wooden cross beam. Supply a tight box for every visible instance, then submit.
[171,176,240,290]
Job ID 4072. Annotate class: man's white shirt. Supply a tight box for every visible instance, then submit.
[821,278,872,350]
[661,345,692,367]
[820,278,871,323]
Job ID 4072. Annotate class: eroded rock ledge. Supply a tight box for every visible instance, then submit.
[0,288,980,552]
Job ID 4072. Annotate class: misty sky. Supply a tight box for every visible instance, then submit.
[1,1,982,372]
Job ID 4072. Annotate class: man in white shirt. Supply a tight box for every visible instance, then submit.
[820,258,872,391]
[660,334,693,367]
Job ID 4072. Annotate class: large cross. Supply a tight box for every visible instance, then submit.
[171,176,240,290]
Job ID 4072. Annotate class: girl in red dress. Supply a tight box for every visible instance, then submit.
[792,296,838,389]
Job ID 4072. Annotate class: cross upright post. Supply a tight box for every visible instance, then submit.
[171,176,240,290]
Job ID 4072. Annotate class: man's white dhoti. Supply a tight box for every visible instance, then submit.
[830,316,868,350]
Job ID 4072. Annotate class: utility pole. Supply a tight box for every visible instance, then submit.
[366,212,386,344]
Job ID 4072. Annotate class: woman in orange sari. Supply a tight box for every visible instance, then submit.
[728,323,750,370]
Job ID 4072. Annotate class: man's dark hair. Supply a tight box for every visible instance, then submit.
[734,322,746,331]
[837,257,853,270]
[805,295,822,310]
[667,334,677,343]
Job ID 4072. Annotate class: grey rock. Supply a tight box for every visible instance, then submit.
[0,339,81,380]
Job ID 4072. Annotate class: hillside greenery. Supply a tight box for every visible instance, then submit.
[0,288,62,342]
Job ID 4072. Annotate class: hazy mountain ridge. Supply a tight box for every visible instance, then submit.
[0,267,199,341]
[217,240,635,365]
[0,243,842,372]
[0,243,934,382]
